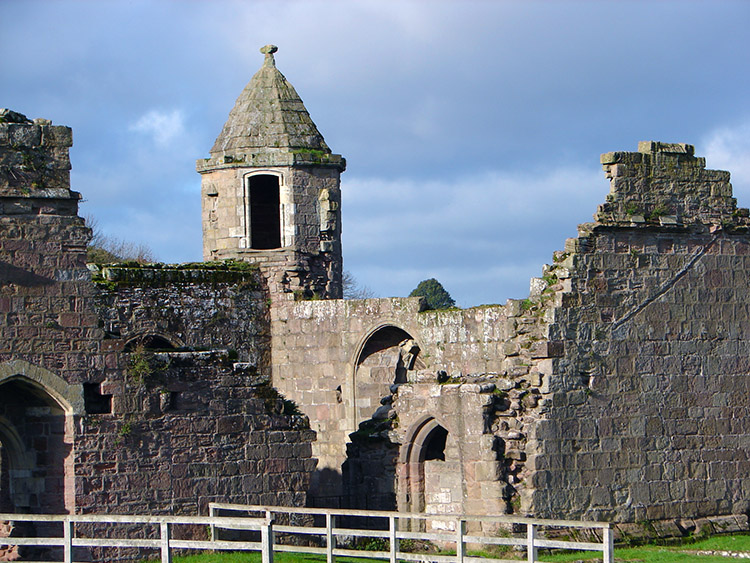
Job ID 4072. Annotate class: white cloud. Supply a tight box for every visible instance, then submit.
[342,165,607,306]
[129,109,186,147]
[702,119,750,199]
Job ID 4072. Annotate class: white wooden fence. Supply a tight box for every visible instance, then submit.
[209,503,614,563]
[0,505,614,563]
[0,512,273,563]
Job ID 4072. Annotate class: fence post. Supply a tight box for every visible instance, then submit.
[160,521,172,563]
[603,526,614,563]
[389,515,398,563]
[456,519,466,563]
[326,513,336,563]
[526,523,536,563]
[209,504,216,542]
[261,516,274,563]
[63,517,73,563]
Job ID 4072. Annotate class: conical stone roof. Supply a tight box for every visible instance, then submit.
[210,45,331,158]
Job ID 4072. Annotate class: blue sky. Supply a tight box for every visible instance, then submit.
[2,0,750,306]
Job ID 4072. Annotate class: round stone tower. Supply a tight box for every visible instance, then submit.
[197,45,345,299]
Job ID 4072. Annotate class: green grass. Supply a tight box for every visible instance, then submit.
[142,534,750,563]
[143,552,385,563]
[541,546,737,562]
[539,533,750,563]
[687,534,750,551]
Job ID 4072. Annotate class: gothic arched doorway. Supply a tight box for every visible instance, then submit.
[398,416,461,529]
[0,376,74,516]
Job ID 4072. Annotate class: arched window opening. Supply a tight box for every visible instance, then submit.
[123,334,178,352]
[354,326,423,424]
[423,425,448,462]
[248,174,281,249]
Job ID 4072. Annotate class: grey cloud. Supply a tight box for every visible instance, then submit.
[2,0,750,305]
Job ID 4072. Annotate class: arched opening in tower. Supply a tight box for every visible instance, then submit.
[423,424,448,462]
[248,174,281,249]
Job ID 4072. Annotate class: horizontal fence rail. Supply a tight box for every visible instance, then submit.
[208,503,614,563]
[0,512,273,563]
[0,506,613,563]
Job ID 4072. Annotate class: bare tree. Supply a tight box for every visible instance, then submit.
[342,270,376,299]
[84,214,157,264]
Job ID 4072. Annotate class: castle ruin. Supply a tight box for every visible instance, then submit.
[1,45,749,555]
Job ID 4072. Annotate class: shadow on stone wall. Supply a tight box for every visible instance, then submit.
[308,424,399,515]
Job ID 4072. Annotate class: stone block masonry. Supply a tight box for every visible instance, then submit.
[75,350,316,517]
[270,294,553,511]
[0,112,318,561]
[6,45,750,545]
[81,264,318,517]
[527,142,750,522]
[270,141,750,532]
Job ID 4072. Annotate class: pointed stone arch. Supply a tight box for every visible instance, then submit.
[0,362,80,517]
[0,360,84,415]
[349,323,424,427]
[399,415,448,513]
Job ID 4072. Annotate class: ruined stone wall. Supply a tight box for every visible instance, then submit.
[80,266,317,516]
[75,351,316,516]
[271,296,556,509]
[0,111,110,387]
[273,142,750,529]
[528,143,750,523]
[0,112,109,522]
[92,263,270,363]
[0,114,318,540]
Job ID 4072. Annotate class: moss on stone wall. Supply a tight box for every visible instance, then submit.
[90,260,260,289]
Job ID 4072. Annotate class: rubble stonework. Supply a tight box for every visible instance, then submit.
[2,43,750,550]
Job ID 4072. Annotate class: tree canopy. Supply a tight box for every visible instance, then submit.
[409,278,456,310]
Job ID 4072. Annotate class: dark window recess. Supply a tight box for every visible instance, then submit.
[0,445,11,512]
[249,175,281,249]
[424,425,448,461]
[83,382,112,415]
[123,334,176,352]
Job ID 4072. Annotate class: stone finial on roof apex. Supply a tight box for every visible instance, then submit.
[260,44,278,67]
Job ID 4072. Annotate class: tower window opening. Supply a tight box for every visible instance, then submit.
[248,175,281,249]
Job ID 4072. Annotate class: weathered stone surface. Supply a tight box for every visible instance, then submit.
[6,51,750,547]
[0,117,317,562]
[198,47,343,300]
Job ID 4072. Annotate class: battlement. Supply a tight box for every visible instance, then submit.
[594,141,749,229]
